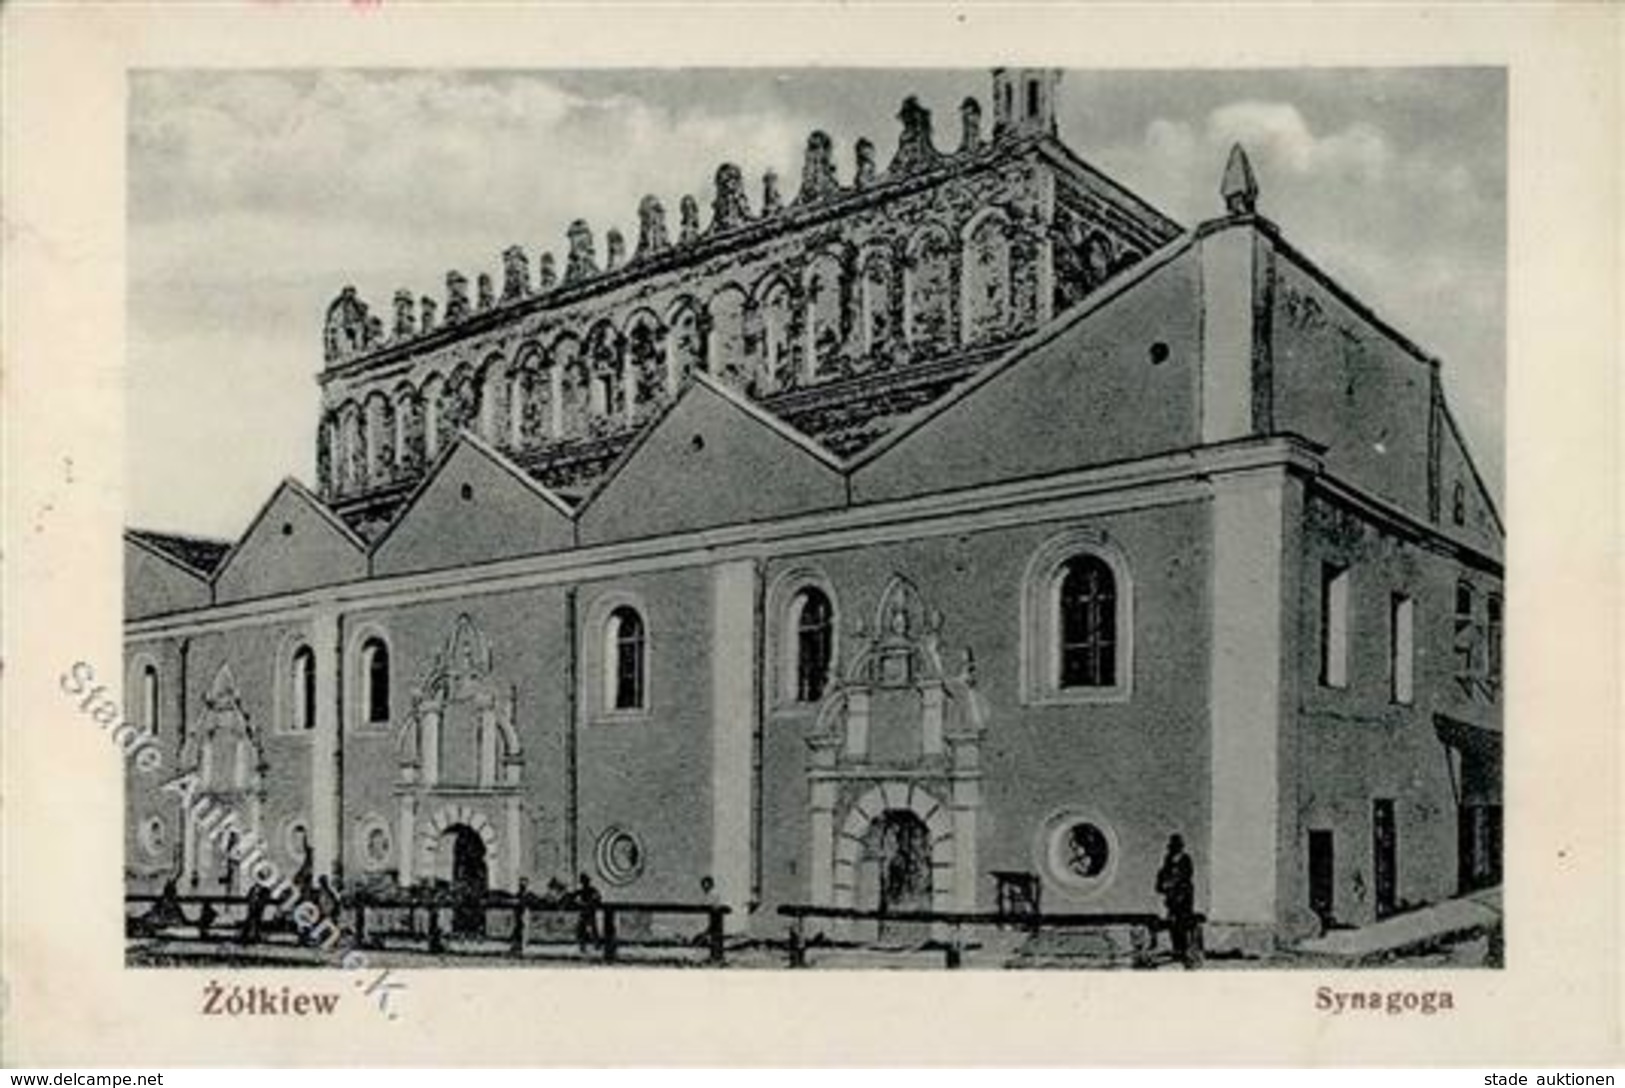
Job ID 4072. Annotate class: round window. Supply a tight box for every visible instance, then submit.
[138,815,167,860]
[1036,808,1120,896]
[358,816,393,871]
[594,826,645,886]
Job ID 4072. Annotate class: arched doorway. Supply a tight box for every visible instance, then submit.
[444,825,489,937]
[856,809,934,942]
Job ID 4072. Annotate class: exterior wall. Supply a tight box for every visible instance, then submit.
[1435,401,1503,557]
[578,383,846,545]
[126,542,210,620]
[123,638,190,891]
[574,566,716,906]
[1282,485,1502,932]
[213,487,367,604]
[1268,247,1434,518]
[852,243,1203,502]
[371,441,575,576]
[758,496,1212,917]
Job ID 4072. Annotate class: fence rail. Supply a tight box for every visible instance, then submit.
[777,903,1196,969]
[126,891,731,965]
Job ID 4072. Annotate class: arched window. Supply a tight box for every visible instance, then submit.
[1058,555,1117,689]
[961,209,1013,344]
[790,588,835,704]
[291,645,317,732]
[1021,533,1132,705]
[141,662,160,736]
[604,606,647,712]
[360,637,390,726]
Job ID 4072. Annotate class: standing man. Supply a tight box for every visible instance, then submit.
[1155,834,1199,968]
[573,873,602,954]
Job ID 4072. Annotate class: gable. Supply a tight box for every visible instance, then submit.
[213,482,368,603]
[578,379,847,545]
[125,536,212,619]
[1436,399,1504,557]
[852,243,1202,503]
[373,437,576,576]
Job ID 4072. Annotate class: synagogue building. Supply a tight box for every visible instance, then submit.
[125,69,1504,951]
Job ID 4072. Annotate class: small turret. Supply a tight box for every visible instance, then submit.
[635,195,670,260]
[679,195,702,244]
[501,246,531,301]
[889,96,941,175]
[606,228,626,272]
[797,131,841,204]
[992,67,1060,141]
[1221,143,1260,216]
[444,272,469,323]
[711,163,752,233]
[854,138,878,188]
[762,170,783,216]
[476,272,495,311]
[959,96,983,154]
[565,220,598,283]
[537,252,557,291]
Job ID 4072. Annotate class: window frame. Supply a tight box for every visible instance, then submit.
[1020,530,1133,706]
[1319,563,1351,690]
[350,631,393,731]
[1390,593,1415,705]
[290,644,318,733]
[585,592,653,724]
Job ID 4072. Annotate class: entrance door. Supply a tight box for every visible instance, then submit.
[1308,830,1334,928]
[446,825,489,937]
[1458,804,1503,892]
[1373,799,1397,919]
[868,810,932,942]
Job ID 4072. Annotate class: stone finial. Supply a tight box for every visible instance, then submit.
[959,96,983,153]
[365,314,383,346]
[710,163,751,233]
[1221,142,1259,215]
[565,219,598,283]
[797,130,841,204]
[537,252,558,290]
[635,195,670,260]
[855,137,878,188]
[762,170,783,216]
[393,289,417,339]
[445,271,470,323]
[476,273,495,311]
[501,245,531,301]
[323,286,371,362]
[420,295,438,334]
[889,96,941,176]
[606,228,626,271]
[679,195,702,244]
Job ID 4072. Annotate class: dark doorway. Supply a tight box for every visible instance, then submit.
[445,825,489,937]
[1308,829,1335,929]
[1458,804,1503,893]
[864,810,933,942]
[1373,799,1398,919]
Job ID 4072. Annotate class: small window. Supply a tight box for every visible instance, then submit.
[605,606,646,712]
[360,637,390,726]
[141,663,160,736]
[291,645,317,732]
[791,588,834,704]
[1454,580,1478,679]
[1390,594,1415,705]
[1026,78,1041,119]
[1452,481,1466,526]
[1058,555,1117,689]
[1320,565,1350,689]
[1487,594,1503,691]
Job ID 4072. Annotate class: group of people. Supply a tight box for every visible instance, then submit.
[513,873,603,951]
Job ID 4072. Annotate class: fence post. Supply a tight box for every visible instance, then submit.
[707,908,725,965]
[602,907,618,963]
[944,923,963,969]
[511,902,526,956]
[787,918,807,969]
[427,904,444,954]
[354,897,367,949]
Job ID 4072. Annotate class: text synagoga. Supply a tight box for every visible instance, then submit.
[124,69,1503,953]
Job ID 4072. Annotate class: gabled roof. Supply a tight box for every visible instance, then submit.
[209,477,370,601]
[126,528,232,577]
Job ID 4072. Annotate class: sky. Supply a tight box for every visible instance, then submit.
[128,67,1505,539]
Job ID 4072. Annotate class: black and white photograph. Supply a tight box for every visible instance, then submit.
[2,1,1619,1072]
[121,65,1505,972]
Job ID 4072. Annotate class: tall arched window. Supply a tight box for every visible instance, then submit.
[1058,555,1117,688]
[291,645,317,732]
[360,637,390,726]
[1021,532,1133,705]
[605,607,647,712]
[141,662,160,736]
[791,588,835,704]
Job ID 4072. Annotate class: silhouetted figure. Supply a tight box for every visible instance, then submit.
[140,878,187,934]
[197,900,218,941]
[1155,834,1199,968]
[571,873,601,953]
[240,882,270,945]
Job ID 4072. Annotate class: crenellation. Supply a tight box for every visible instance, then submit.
[762,170,783,216]
[394,290,417,339]
[445,271,470,323]
[889,96,941,177]
[711,163,752,233]
[565,219,598,284]
[477,272,495,312]
[854,138,878,189]
[606,228,626,272]
[537,251,558,290]
[635,195,670,260]
[959,97,983,154]
[679,195,702,244]
[797,131,841,205]
[419,295,438,335]
[502,246,532,301]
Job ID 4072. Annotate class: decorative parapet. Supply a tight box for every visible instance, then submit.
[679,195,702,244]
[797,131,841,205]
[635,195,669,260]
[501,246,531,301]
[710,163,752,233]
[854,138,877,189]
[888,96,941,177]
[445,271,470,323]
[565,219,598,284]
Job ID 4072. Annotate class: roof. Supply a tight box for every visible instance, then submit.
[127,529,234,575]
